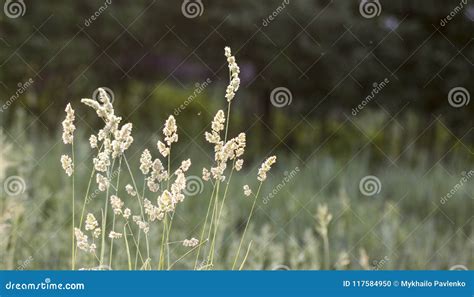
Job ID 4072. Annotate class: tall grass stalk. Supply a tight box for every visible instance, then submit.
[64,47,277,270]
[232,182,263,270]
[71,141,75,270]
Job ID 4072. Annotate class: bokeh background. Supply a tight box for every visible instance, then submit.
[0,0,473,270]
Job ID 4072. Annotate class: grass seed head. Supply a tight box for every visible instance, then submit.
[60,154,74,176]
[257,156,277,182]
[61,103,75,144]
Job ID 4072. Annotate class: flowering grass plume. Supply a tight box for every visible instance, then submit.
[61,47,277,270]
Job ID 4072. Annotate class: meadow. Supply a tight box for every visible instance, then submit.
[1,101,472,270]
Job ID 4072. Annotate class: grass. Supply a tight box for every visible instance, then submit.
[0,47,472,270]
[47,47,278,270]
[1,131,472,270]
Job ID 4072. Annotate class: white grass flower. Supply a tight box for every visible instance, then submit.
[235,133,246,157]
[89,135,98,149]
[235,159,243,171]
[93,151,110,172]
[211,110,225,133]
[136,220,149,234]
[146,159,167,192]
[60,154,74,176]
[158,190,174,212]
[74,228,93,253]
[163,115,178,146]
[224,47,240,102]
[180,159,191,172]
[144,198,163,222]
[89,243,97,254]
[139,149,153,174]
[110,195,124,215]
[81,88,117,125]
[123,208,131,220]
[81,98,101,111]
[85,213,99,231]
[147,179,160,193]
[171,170,186,203]
[205,131,221,145]
[210,163,226,181]
[109,231,123,239]
[257,156,277,182]
[93,228,101,239]
[125,184,136,196]
[152,159,165,178]
[183,238,199,247]
[243,185,252,197]
[202,168,210,181]
[112,123,133,159]
[315,204,332,237]
[62,103,76,144]
[96,173,109,192]
[157,141,170,157]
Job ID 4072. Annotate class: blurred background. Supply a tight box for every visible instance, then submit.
[0,0,473,270]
